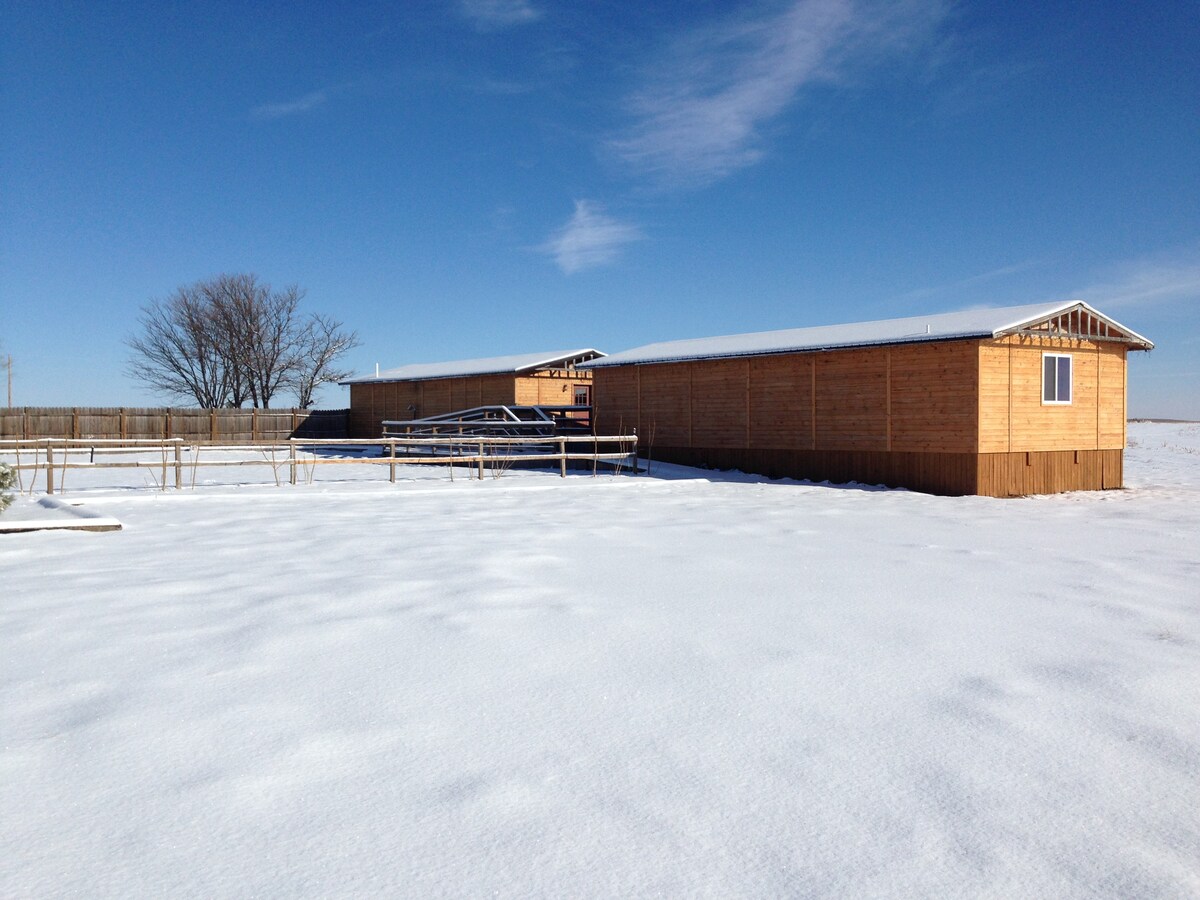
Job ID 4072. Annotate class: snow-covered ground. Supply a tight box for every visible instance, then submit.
[2,422,1198,897]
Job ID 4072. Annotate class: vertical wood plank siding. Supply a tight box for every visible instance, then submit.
[592,335,1128,496]
[975,450,1122,496]
[1,408,347,441]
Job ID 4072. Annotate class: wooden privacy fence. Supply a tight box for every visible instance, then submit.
[0,434,639,494]
[0,407,349,442]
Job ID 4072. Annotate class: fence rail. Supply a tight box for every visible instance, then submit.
[0,434,639,494]
[0,407,349,442]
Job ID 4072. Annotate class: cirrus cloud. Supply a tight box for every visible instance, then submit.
[458,0,541,31]
[611,0,949,187]
[251,89,331,120]
[540,201,644,274]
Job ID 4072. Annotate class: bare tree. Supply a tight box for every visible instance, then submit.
[127,274,358,408]
[126,285,232,408]
[206,275,304,408]
[290,313,359,409]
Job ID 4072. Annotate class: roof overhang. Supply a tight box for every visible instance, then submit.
[341,349,605,385]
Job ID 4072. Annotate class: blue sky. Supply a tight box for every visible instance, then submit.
[2,0,1197,416]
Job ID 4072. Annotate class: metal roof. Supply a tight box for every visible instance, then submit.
[341,349,604,385]
[581,301,1153,369]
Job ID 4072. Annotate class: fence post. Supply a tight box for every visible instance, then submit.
[23,407,29,440]
[120,409,127,441]
[478,442,484,480]
[292,409,299,437]
[161,444,167,491]
[46,442,54,494]
[210,408,217,442]
[252,408,258,442]
[389,440,396,483]
[174,441,182,489]
[72,408,79,439]
[289,440,297,486]
[559,439,567,477]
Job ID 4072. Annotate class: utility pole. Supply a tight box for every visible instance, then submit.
[3,355,10,408]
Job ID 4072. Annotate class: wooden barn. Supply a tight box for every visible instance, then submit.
[343,349,604,438]
[582,302,1154,496]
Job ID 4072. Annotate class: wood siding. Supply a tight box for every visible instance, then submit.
[0,407,347,441]
[591,335,1129,496]
[594,340,979,455]
[749,355,812,449]
[815,348,888,450]
[514,373,594,406]
[592,366,640,437]
[637,363,692,448]
[889,341,978,453]
[976,450,1122,496]
[978,336,1127,452]
[349,370,594,437]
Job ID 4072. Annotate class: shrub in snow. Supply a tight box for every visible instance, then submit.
[0,462,14,513]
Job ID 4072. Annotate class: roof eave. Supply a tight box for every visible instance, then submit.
[580,331,1000,369]
[341,348,607,385]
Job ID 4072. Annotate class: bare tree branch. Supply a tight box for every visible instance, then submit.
[290,314,360,409]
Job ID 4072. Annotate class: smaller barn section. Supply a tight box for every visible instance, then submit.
[582,302,1153,496]
[343,349,604,438]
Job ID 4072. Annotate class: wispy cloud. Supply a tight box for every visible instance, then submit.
[898,258,1048,302]
[1072,248,1200,310]
[540,201,643,274]
[251,89,331,120]
[459,0,541,31]
[611,0,948,187]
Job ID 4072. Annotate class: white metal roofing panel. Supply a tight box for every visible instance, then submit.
[583,301,1152,368]
[342,349,603,384]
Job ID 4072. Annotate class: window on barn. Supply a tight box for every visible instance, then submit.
[1042,353,1072,404]
[573,385,591,406]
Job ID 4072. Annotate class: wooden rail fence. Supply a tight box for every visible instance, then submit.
[0,407,348,442]
[0,435,639,494]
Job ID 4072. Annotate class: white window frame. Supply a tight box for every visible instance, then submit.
[1042,352,1072,405]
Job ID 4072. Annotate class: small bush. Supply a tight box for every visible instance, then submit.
[0,461,14,513]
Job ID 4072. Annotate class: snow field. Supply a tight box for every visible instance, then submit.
[2,423,1198,897]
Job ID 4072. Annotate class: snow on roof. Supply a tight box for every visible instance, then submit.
[582,301,1153,368]
[341,349,604,384]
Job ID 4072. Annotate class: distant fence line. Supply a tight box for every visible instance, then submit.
[0,407,349,442]
[0,435,639,494]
